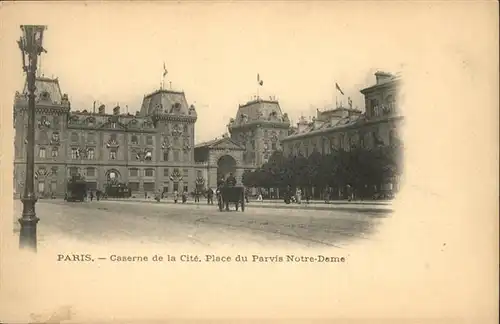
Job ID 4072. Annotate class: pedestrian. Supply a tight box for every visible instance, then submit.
[182,191,187,203]
[89,190,94,202]
[173,190,178,203]
[194,190,200,203]
[207,188,213,205]
[144,191,147,199]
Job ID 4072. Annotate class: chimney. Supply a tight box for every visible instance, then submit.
[297,116,309,133]
[98,105,105,115]
[113,106,120,115]
[374,71,393,84]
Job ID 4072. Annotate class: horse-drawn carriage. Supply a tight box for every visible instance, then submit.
[217,185,245,212]
[65,175,87,202]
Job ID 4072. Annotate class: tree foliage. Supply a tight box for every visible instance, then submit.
[244,145,403,195]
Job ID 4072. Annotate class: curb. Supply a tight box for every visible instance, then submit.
[101,199,393,214]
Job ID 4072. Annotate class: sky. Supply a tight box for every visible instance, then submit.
[1,2,408,143]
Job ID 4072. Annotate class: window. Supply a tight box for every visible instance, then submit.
[39,147,46,158]
[144,150,153,161]
[69,167,78,176]
[370,99,379,116]
[51,132,60,142]
[173,137,179,146]
[183,151,189,162]
[111,122,117,129]
[110,133,117,141]
[71,148,78,159]
[87,133,95,143]
[389,130,396,146]
[146,136,153,145]
[131,135,138,144]
[37,181,45,194]
[183,169,189,177]
[163,168,169,177]
[129,168,138,177]
[51,166,58,176]
[143,182,155,191]
[86,167,95,177]
[109,150,117,160]
[163,151,169,161]
[145,169,154,177]
[197,170,202,178]
[272,142,277,150]
[129,182,139,191]
[183,182,188,192]
[50,181,57,192]
[87,148,95,160]
[163,183,169,193]
[173,150,179,162]
[251,140,255,149]
[51,147,58,157]
[183,124,188,133]
[173,182,179,192]
[71,132,79,142]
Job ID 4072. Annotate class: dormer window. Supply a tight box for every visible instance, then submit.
[40,91,50,101]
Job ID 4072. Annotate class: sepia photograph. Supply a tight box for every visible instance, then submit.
[0,2,497,324]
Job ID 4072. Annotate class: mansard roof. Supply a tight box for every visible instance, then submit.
[284,114,365,141]
[23,77,64,104]
[140,89,196,117]
[67,111,156,131]
[229,97,290,128]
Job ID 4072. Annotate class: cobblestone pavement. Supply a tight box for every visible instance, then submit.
[103,197,393,213]
[12,199,388,249]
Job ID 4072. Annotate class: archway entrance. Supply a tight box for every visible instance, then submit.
[217,155,237,181]
[105,169,121,184]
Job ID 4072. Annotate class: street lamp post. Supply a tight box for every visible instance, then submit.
[17,25,47,251]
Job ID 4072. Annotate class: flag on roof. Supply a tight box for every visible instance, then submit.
[163,62,168,77]
[257,73,263,86]
[335,82,344,95]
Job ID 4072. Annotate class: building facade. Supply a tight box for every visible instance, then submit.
[193,98,291,189]
[13,77,202,197]
[13,71,402,197]
[282,71,403,157]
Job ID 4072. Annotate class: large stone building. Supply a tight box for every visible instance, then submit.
[282,71,403,157]
[13,77,201,197]
[13,77,292,197]
[193,97,291,188]
[13,70,402,197]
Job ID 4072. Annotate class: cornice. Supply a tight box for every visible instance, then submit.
[152,114,197,123]
[229,120,291,130]
[282,115,404,141]
[14,105,70,115]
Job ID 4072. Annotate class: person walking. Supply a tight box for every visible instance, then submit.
[207,188,213,205]
[89,190,94,202]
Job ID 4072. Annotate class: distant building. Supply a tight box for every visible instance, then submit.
[282,71,403,156]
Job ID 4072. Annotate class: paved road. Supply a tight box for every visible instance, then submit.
[13,199,388,249]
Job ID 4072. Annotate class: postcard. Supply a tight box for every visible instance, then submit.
[0,1,498,323]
